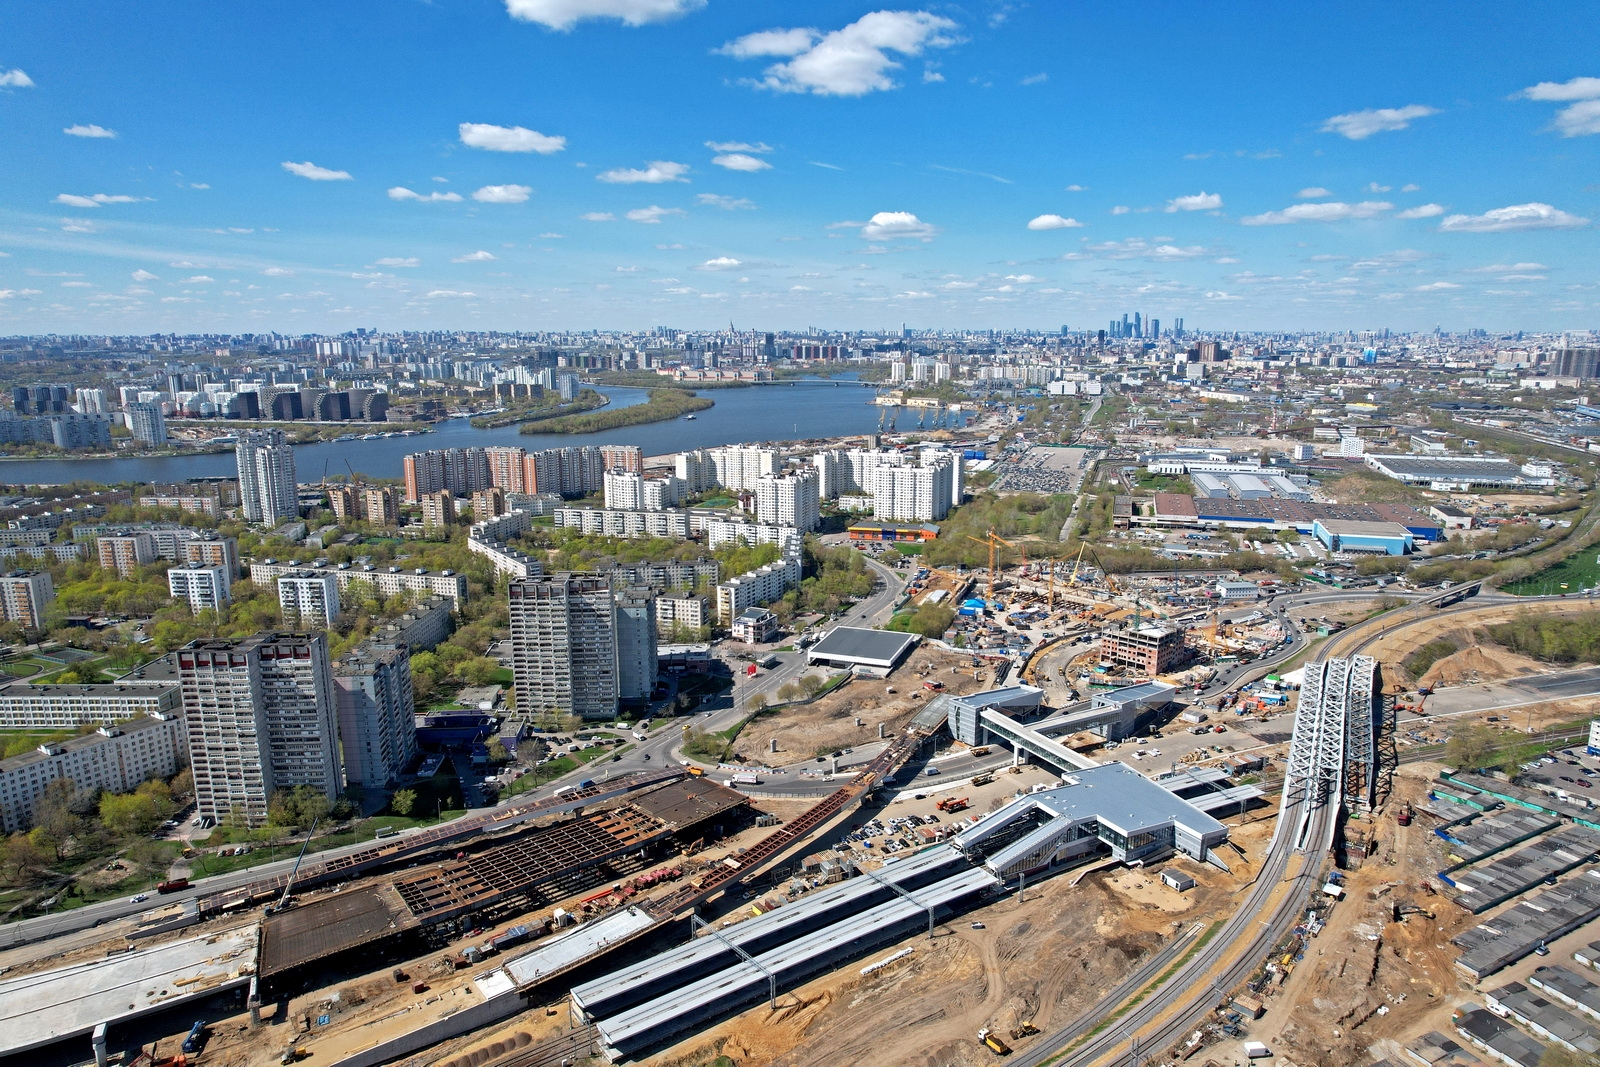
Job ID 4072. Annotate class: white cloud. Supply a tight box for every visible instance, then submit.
[694,257,742,271]
[1402,183,1421,192]
[131,269,158,282]
[1065,184,1087,192]
[626,205,684,223]
[1021,72,1048,85]
[1466,262,1547,273]
[261,267,295,277]
[712,153,771,172]
[697,193,756,210]
[1110,205,1130,215]
[0,289,42,299]
[614,266,640,272]
[1367,181,1392,193]
[55,193,141,207]
[425,289,477,298]
[1004,274,1041,283]
[61,281,92,287]
[540,232,566,238]
[1519,76,1600,102]
[580,212,616,221]
[720,11,959,97]
[0,69,33,88]
[1415,281,1460,291]
[180,275,215,283]
[451,250,498,262]
[1081,238,1208,261]
[706,140,772,153]
[1241,200,1392,225]
[503,0,703,30]
[922,69,944,83]
[1396,203,1446,219]
[1205,291,1241,301]
[374,257,421,268]
[64,123,116,139]
[1026,213,1083,231]
[853,211,936,241]
[597,160,689,184]
[1438,202,1589,233]
[459,123,566,154]
[1297,187,1333,199]
[1516,78,1600,134]
[281,160,353,181]
[388,186,463,202]
[1320,104,1439,140]
[471,184,533,203]
[1165,191,1222,212]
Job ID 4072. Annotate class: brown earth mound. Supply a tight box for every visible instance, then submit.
[1417,643,1548,689]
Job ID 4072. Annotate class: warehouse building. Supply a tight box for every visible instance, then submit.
[1312,518,1413,556]
[805,626,919,674]
[1364,454,1560,490]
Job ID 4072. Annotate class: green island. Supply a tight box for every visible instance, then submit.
[469,388,608,428]
[518,387,713,434]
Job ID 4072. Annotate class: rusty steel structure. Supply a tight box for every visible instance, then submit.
[197,768,683,915]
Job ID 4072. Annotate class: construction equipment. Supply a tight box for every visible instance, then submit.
[1393,900,1435,922]
[936,796,970,813]
[266,818,318,915]
[972,772,994,786]
[978,1028,1014,1056]
[1396,803,1413,827]
[967,529,1025,603]
[1011,1022,1040,1039]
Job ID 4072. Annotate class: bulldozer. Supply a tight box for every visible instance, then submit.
[1011,1022,1041,1039]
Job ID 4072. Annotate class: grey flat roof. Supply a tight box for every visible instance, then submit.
[806,626,919,668]
[1038,762,1227,838]
[1368,455,1523,476]
[1099,681,1177,705]
[0,927,258,1056]
[502,906,658,988]
[1315,518,1412,537]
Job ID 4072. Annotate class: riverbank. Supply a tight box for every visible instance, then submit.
[519,388,713,434]
[469,389,608,429]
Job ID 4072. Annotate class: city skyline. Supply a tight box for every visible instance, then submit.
[0,2,1597,333]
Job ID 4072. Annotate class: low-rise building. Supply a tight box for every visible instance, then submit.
[0,714,186,833]
[553,507,691,539]
[369,594,456,652]
[731,608,779,643]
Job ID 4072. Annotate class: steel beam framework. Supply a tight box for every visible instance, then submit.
[1283,656,1378,850]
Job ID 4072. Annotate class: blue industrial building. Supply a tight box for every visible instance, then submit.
[1312,518,1412,556]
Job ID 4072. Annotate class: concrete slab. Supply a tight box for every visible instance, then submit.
[0,927,258,1056]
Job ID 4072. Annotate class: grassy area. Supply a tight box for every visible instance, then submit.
[1503,545,1600,595]
[519,388,713,434]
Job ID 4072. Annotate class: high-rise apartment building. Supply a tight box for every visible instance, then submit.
[333,642,416,788]
[178,633,342,826]
[526,446,605,498]
[710,445,781,492]
[614,589,658,707]
[98,531,159,578]
[0,571,53,631]
[403,447,492,502]
[1555,348,1600,379]
[601,444,644,474]
[603,471,681,511]
[326,484,360,522]
[509,575,619,722]
[126,401,167,445]
[236,429,299,526]
[277,571,342,627]
[871,453,955,523]
[420,490,456,530]
[470,486,507,518]
[755,468,821,531]
[363,485,401,526]
[675,449,717,493]
[168,563,232,613]
[184,533,240,577]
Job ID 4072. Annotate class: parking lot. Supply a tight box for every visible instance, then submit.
[991,445,1095,494]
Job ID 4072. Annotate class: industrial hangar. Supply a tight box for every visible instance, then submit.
[805,626,919,674]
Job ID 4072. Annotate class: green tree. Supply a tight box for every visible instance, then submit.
[99,791,161,837]
[390,788,417,817]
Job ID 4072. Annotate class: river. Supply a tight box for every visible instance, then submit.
[0,378,949,485]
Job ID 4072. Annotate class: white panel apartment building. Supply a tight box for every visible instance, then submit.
[755,468,821,531]
[277,571,342,627]
[333,643,417,789]
[0,571,53,631]
[249,561,469,605]
[0,714,187,833]
[715,551,803,624]
[872,453,956,523]
[604,471,682,511]
[710,446,781,492]
[0,678,181,730]
[704,519,801,554]
[178,634,343,826]
[552,508,691,539]
[168,563,233,613]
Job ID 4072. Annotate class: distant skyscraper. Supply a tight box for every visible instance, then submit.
[178,633,342,826]
[236,429,299,526]
[510,574,619,722]
[126,401,167,445]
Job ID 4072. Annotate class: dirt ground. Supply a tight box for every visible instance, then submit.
[738,645,987,767]
[1237,762,1479,1067]
[1416,643,1549,689]
[1357,600,1594,681]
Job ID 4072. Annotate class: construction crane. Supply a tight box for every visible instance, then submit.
[966,528,1024,603]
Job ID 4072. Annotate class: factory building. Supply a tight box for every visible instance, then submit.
[1312,518,1413,556]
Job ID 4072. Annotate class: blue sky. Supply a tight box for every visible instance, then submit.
[1,1,1597,334]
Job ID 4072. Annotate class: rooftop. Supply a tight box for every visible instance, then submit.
[1036,761,1228,838]
[806,626,919,669]
[1316,518,1413,538]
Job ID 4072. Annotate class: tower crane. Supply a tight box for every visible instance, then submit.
[966,528,1024,604]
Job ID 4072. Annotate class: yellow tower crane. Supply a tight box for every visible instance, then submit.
[966,528,1024,604]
